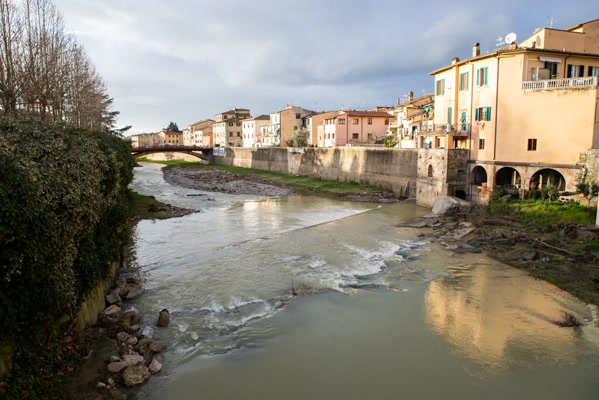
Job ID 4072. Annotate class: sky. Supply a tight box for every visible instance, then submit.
[51,0,599,135]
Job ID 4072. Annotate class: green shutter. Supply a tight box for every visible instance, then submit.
[476,69,480,86]
[484,67,489,85]
[442,79,445,95]
[466,72,470,89]
[448,107,453,124]
[459,75,463,91]
[486,107,491,121]
[475,108,480,121]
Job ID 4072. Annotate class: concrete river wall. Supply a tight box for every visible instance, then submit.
[211,147,419,199]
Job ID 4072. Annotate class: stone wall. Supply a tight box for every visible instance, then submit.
[212,147,419,198]
[416,149,469,208]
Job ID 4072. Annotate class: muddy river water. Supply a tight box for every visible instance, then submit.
[128,163,599,399]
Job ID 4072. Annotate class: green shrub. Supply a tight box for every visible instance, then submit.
[0,117,135,342]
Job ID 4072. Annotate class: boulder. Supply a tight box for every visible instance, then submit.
[121,306,143,327]
[105,289,122,305]
[148,357,163,374]
[102,305,122,317]
[157,309,170,327]
[432,196,471,215]
[122,364,151,387]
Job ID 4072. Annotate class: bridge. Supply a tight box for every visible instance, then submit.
[131,145,214,161]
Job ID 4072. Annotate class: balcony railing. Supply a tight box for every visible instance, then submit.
[522,76,598,90]
[417,123,471,134]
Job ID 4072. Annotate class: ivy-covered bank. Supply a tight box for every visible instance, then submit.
[0,117,135,398]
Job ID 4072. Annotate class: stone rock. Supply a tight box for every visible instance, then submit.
[107,361,128,373]
[122,364,151,387]
[105,289,122,305]
[432,196,471,215]
[127,336,139,346]
[157,309,170,327]
[521,251,538,261]
[140,326,154,339]
[116,332,131,344]
[149,340,167,353]
[102,305,121,317]
[135,337,152,354]
[148,357,163,374]
[121,306,143,327]
[125,284,145,300]
[122,354,145,366]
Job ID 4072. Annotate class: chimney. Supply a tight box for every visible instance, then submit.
[452,57,460,64]
[473,43,480,57]
[408,91,414,101]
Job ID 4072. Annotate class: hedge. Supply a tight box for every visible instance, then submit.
[0,116,135,343]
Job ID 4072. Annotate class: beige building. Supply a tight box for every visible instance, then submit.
[389,91,435,149]
[163,129,183,146]
[429,18,599,202]
[212,109,251,147]
[279,105,315,146]
[189,119,214,147]
[129,131,165,148]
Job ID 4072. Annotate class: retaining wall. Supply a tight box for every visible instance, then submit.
[212,147,419,198]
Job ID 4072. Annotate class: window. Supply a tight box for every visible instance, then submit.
[228,122,233,127]
[236,122,241,126]
[352,118,359,125]
[589,66,599,76]
[479,138,485,150]
[352,133,359,139]
[296,113,301,119]
[436,79,445,95]
[384,118,389,125]
[367,118,373,125]
[229,132,233,137]
[427,165,433,177]
[545,62,559,78]
[448,107,453,124]
[527,138,537,151]
[567,65,585,78]
[367,133,373,140]
[476,67,489,86]
[338,118,345,125]
[459,72,469,90]
[475,107,492,121]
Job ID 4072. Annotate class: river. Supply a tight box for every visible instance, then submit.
[128,163,599,399]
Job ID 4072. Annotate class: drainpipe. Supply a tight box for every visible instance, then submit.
[493,54,500,161]
[468,62,475,199]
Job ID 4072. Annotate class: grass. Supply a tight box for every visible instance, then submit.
[192,163,393,197]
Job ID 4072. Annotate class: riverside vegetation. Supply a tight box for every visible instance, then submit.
[0,117,135,399]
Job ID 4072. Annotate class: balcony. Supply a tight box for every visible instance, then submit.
[417,123,471,135]
[522,76,598,90]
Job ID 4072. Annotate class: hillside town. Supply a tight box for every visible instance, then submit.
[127,18,599,206]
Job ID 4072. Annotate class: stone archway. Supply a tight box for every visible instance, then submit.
[495,167,521,188]
[530,168,565,190]
[471,166,488,186]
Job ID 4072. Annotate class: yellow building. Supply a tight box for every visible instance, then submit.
[430,18,599,201]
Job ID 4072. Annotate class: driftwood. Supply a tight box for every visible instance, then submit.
[529,237,582,256]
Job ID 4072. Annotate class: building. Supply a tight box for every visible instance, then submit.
[388,91,435,149]
[189,119,214,147]
[162,129,183,146]
[213,109,251,147]
[242,115,270,147]
[314,110,392,147]
[129,131,165,147]
[278,105,315,146]
[428,18,599,204]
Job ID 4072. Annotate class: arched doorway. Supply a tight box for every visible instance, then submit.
[495,167,521,188]
[471,166,487,186]
[530,169,565,190]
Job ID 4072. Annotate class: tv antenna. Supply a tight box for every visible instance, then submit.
[496,36,505,46]
[505,32,517,44]
[547,16,555,28]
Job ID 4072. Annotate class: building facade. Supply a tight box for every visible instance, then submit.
[428,18,599,204]
[213,109,251,147]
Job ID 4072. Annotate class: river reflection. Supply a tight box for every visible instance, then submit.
[425,260,599,370]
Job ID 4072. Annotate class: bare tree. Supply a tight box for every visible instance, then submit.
[0,0,120,131]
